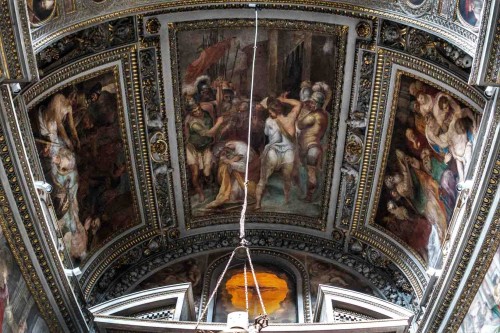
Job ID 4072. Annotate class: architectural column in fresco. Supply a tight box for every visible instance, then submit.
[302,32,312,81]
[268,29,279,94]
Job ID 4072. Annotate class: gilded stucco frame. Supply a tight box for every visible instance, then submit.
[168,19,348,230]
[18,45,162,289]
[0,87,63,331]
[350,48,486,299]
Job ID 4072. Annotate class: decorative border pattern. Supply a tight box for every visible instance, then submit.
[484,15,500,84]
[468,0,497,84]
[139,35,177,231]
[336,46,376,230]
[416,97,500,333]
[0,0,21,79]
[0,86,65,332]
[168,19,347,230]
[31,2,478,55]
[89,229,415,312]
[349,48,487,299]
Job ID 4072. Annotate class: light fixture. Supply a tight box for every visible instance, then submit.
[218,312,249,333]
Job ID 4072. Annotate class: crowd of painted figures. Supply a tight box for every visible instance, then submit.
[34,78,132,262]
[182,75,332,211]
[381,80,478,266]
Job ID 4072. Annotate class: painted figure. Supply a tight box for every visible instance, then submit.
[296,91,329,201]
[185,104,224,202]
[38,92,80,153]
[206,140,259,209]
[459,0,484,27]
[255,97,301,209]
[28,0,55,24]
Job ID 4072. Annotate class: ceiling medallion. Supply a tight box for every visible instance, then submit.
[146,17,161,34]
[355,21,372,39]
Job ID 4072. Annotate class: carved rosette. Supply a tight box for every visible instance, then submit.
[146,17,161,34]
[356,21,372,39]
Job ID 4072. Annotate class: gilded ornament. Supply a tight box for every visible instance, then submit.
[356,21,372,38]
[167,228,180,239]
[345,133,363,165]
[150,132,168,163]
[146,17,161,34]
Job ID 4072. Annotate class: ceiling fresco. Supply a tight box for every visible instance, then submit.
[0,1,498,331]
[170,20,347,229]
[20,46,161,267]
[28,70,138,264]
[374,75,480,267]
[15,8,488,304]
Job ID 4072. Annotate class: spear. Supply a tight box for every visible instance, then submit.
[230,41,240,83]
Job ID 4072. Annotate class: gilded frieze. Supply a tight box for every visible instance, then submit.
[30,2,478,57]
[36,17,137,76]
[379,20,473,79]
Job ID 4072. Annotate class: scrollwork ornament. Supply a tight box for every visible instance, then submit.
[167,228,180,240]
[150,132,168,163]
[332,230,344,242]
[345,132,364,165]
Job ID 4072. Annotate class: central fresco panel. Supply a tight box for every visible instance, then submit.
[170,20,347,229]
[375,74,480,267]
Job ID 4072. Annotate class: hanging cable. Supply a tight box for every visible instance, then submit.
[195,249,237,331]
[244,262,249,313]
[246,247,267,316]
[239,6,259,243]
[195,7,268,332]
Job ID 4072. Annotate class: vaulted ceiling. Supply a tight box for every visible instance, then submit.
[0,1,499,332]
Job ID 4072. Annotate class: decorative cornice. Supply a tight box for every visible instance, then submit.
[31,2,477,55]
[417,95,500,333]
[484,13,500,84]
[36,16,137,77]
[88,230,416,312]
[469,0,498,84]
[0,0,38,81]
[0,86,65,332]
